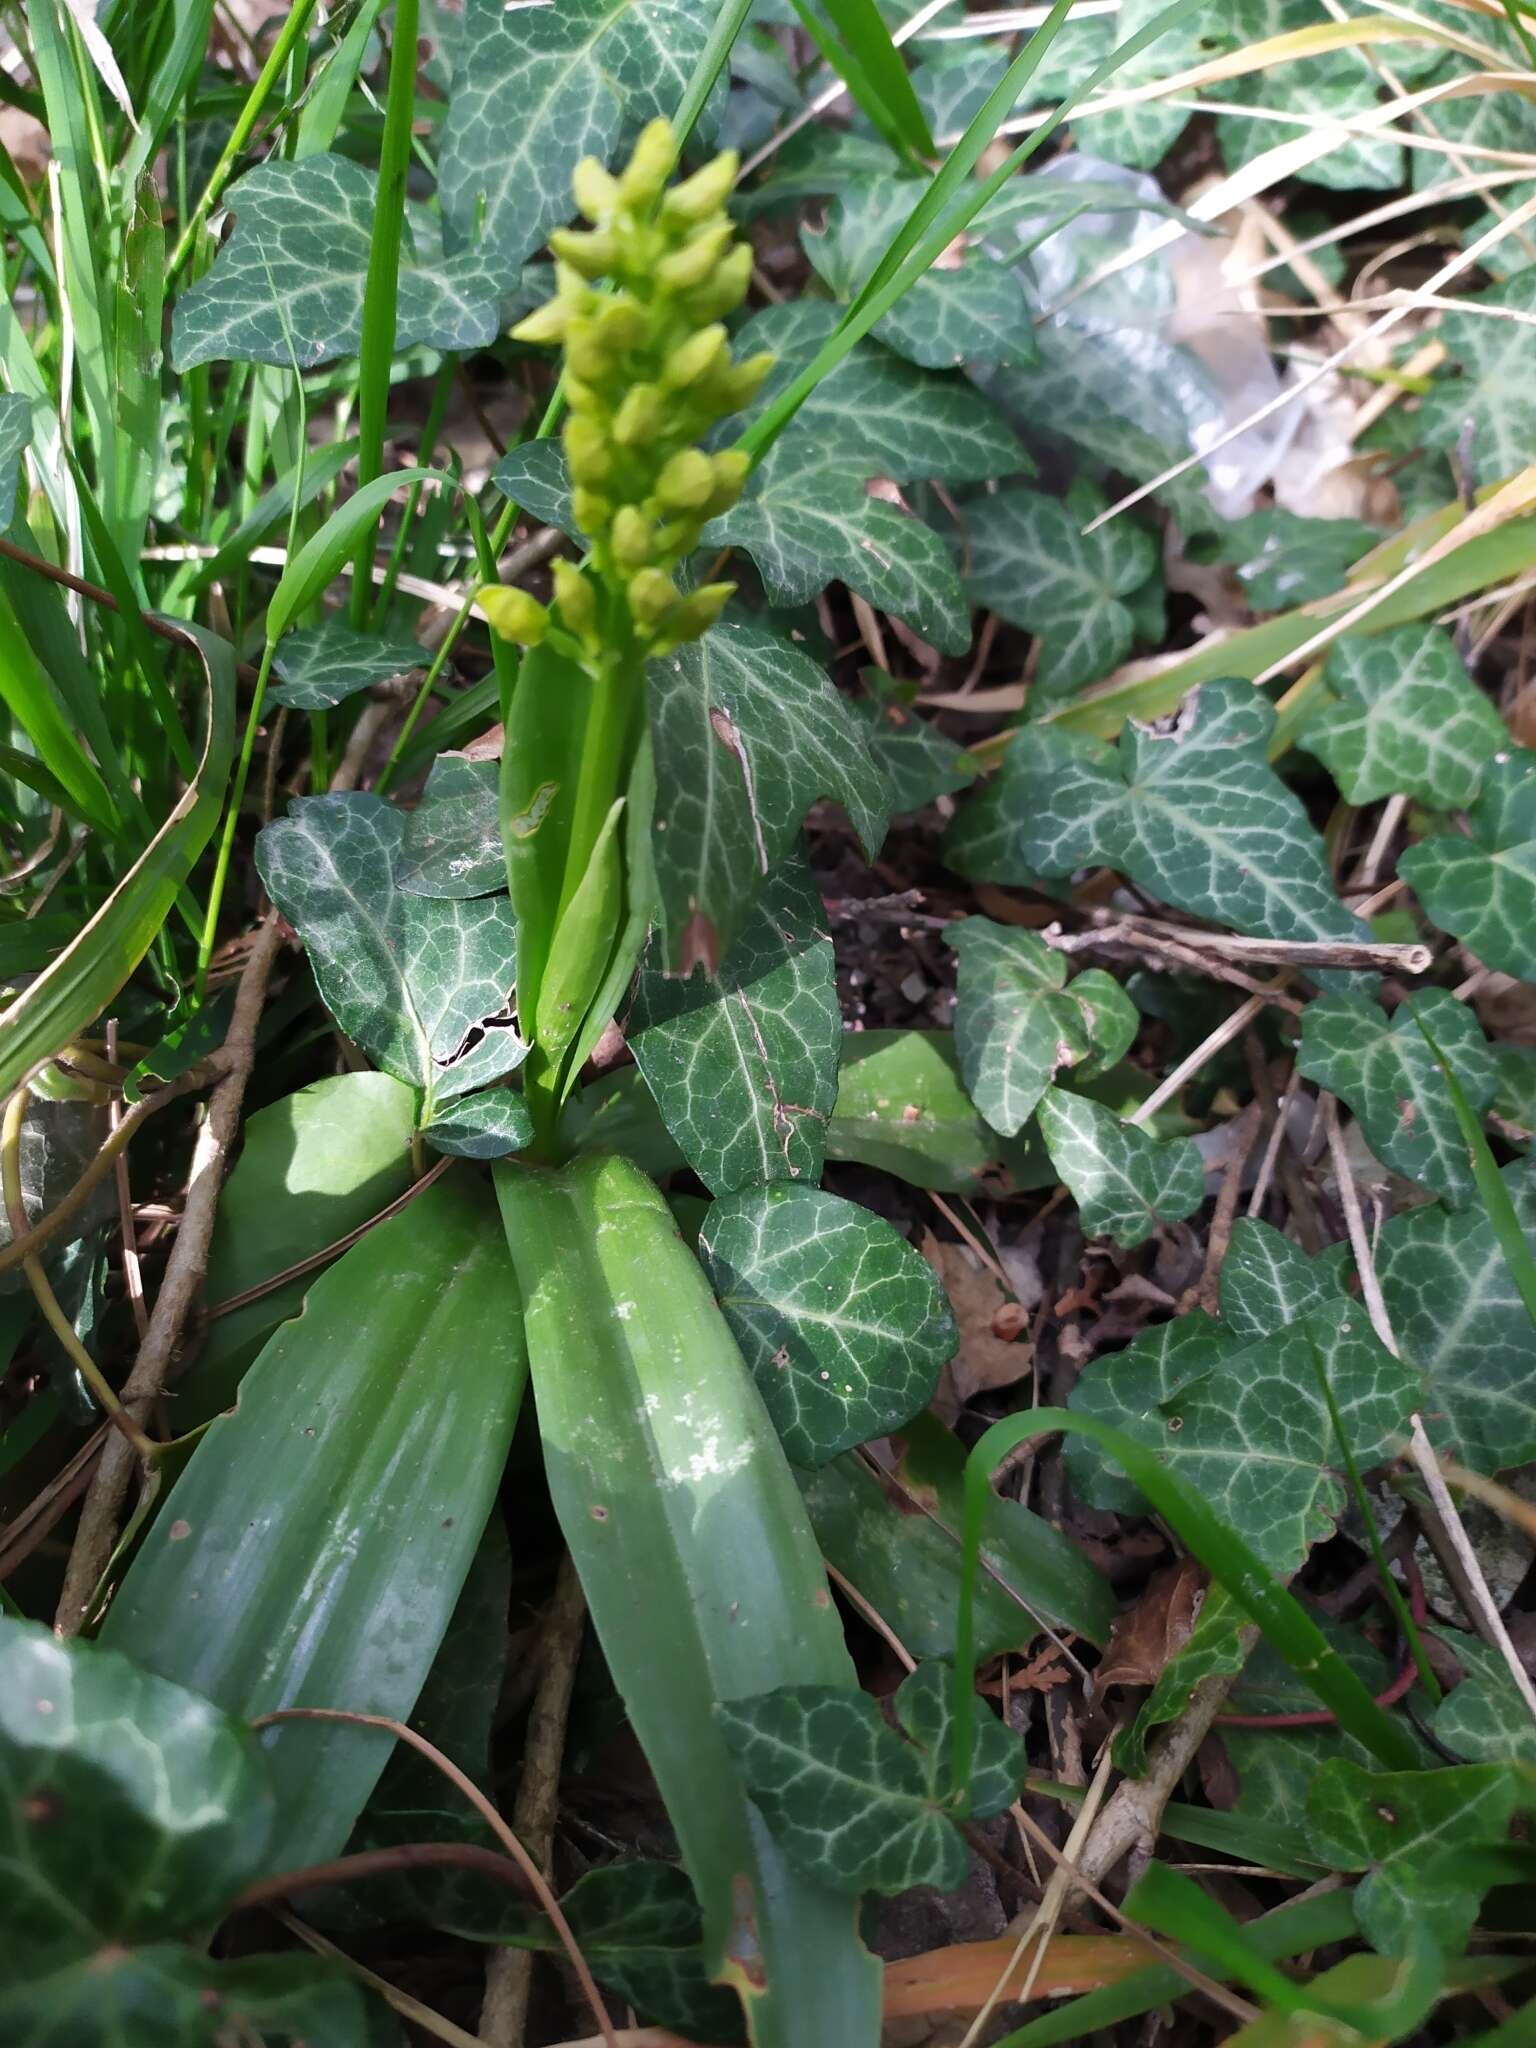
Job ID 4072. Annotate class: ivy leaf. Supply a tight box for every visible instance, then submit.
[1297,989,1498,1207]
[1368,1160,1536,1476]
[1115,1584,1251,1778]
[963,484,1160,697]
[1433,1634,1536,1767]
[947,679,1366,956]
[1305,1760,1526,1957]
[647,615,892,974]
[1035,1087,1205,1249]
[891,1661,1026,1821]
[440,0,716,273]
[0,1948,381,2048]
[628,859,840,1194]
[1302,626,1506,809]
[850,694,976,813]
[802,174,1037,370]
[0,1616,274,1971]
[1220,1217,1340,1341]
[1022,0,1208,169]
[1400,750,1536,983]
[171,154,512,370]
[256,794,524,1108]
[270,619,425,712]
[947,918,1137,1136]
[697,1183,956,1466]
[492,441,575,536]
[398,756,504,901]
[1197,507,1377,611]
[1216,0,1405,192]
[1068,1298,1420,1572]
[422,1088,532,1160]
[1418,267,1536,476]
[0,392,30,510]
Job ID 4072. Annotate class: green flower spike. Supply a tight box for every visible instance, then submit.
[486,116,767,659]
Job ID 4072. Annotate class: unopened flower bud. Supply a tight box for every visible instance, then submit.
[716,350,775,410]
[564,326,614,383]
[652,580,735,653]
[685,242,753,323]
[594,294,648,353]
[657,219,734,293]
[628,567,679,627]
[706,448,752,516]
[552,558,597,638]
[509,297,568,347]
[570,486,612,536]
[549,227,620,281]
[654,447,716,511]
[563,414,612,487]
[618,117,676,208]
[612,381,665,447]
[610,506,656,569]
[661,322,727,390]
[661,150,739,226]
[572,155,620,224]
[478,585,548,646]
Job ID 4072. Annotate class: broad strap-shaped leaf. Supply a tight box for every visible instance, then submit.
[171,154,512,369]
[1302,625,1506,809]
[827,1027,1008,1192]
[1400,749,1536,983]
[1067,1296,1421,1573]
[440,0,716,273]
[256,793,524,1110]
[802,174,1037,371]
[1419,267,1536,478]
[1297,988,1498,1207]
[948,917,1137,1136]
[0,1617,273,1974]
[398,755,504,900]
[1305,1760,1526,1958]
[629,859,839,1193]
[647,617,892,974]
[270,619,425,712]
[1035,1086,1205,1249]
[948,679,1365,955]
[963,483,1160,698]
[698,1183,956,1466]
[1369,1159,1536,1476]
[0,392,30,510]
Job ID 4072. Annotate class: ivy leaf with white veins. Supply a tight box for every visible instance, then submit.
[1068,1297,1421,1573]
[439,0,716,273]
[269,618,424,712]
[851,696,976,814]
[891,1662,1026,1821]
[1297,989,1498,1207]
[491,441,575,538]
[647,615,892,975]
[1035,1087,1205,1249]
[1303,625,1506,810]
[398,757,503,900]
[1400,750,1536,984]
[1305,1760,1526,1958]
[256,794,524,1111]
[628,858,840,1194]
[1220,1217,1341,1341]
[947,679,1367,957]
[698,1183,956,1466]
[422,1089,532,1161]
[171,154,514,370]
[963,484,1160,698]
[1418,267,1536,476]
[802,174,1037,371]
[947,918,1137,1137]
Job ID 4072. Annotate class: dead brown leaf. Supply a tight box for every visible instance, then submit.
[1094,1557,1206,1695]
[920,1231,1032,1410]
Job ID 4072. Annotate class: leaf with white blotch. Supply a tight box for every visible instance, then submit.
[1067,1297,1420,1573]
[948,917,1137,1137]
[492,440,574,536]
[0,392,30,510]
[440,0,716,275]
[270,618,424,712]
[1297,989,1497,1207]
[0,1616,274,1974]
[1400,750,1536,984]
[1305,1760,1526,1957]
[628,859,839,1194]
[698,1183,956,1466]
[1419,267,1536,476]
[1220,1217,1340,1341]
[256,794,524,1109]
[1035,1086,1204,1249]
[717,1662,1024,1895]
[647,615,892,974]
[1303,625,1506,809]
[423,1088,532,1160]
[802,174,1037,371]
[850,694,976,813]
[947,679,1367,957]
[171,154,513,370]
[963,484,1160,697]
[399,756,503,900]
[0,1947,382,2048]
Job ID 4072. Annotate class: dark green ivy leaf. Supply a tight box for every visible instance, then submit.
[398,756,504,901]
[270,619,425,712]
[1304,625,1506,810]
[1400,749,1536,984]
[1035,1086,1205,1249]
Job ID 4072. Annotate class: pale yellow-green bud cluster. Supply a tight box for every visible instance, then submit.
[494,116,769,659]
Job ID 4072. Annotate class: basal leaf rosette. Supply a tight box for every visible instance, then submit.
[479,119,768,663]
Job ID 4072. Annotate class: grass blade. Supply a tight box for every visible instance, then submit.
[790,0,936,163]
